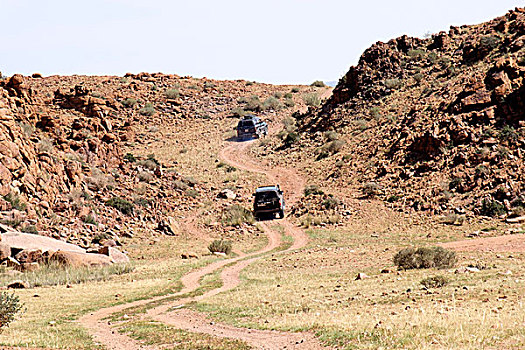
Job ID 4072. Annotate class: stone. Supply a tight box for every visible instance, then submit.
[181,252,199,259]
[50,250,112,267]
[0,243,11,260]
[7,280,29,289]
[218,189,236,200]
[355,273,369,280]
[14,248,42,264]
[97,246,129,264]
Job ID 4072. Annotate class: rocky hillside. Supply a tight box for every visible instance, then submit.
[287,7,525,219]
[0,72,299,248]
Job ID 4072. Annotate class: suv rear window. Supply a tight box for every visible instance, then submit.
[239,120,255,127]
[255,191,278,201]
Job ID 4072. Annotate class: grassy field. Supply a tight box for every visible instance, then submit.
[190,221,525,349]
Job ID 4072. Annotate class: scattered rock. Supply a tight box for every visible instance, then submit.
[355,272,369,280]
[7,280,29,289]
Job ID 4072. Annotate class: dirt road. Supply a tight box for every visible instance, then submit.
[79,136,326,349]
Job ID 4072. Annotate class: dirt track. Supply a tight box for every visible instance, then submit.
[79,137,326,349]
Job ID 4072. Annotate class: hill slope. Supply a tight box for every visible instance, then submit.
[287,7,525,218]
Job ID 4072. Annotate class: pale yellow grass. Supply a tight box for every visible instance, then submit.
[0,253,215,348]
[193,224,525,349]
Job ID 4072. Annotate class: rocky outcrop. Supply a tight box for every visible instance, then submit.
[294,7,525,216]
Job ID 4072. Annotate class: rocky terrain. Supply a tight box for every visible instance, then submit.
[268,7,525,220]
[0,72,303,266]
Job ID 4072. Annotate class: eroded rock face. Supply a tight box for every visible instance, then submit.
[296,7,525,215]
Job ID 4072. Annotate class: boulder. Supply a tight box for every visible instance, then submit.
[97,246,129,264]
[14,248,42,264]
[2,231,85,253]
[17,262,40,272]
[50,250,112,267]
[0,243,11,260]
[7,280,29,289]
[218,189,236,200]
[181,252,199,259]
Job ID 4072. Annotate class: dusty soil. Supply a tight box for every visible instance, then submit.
[442,233,525,252]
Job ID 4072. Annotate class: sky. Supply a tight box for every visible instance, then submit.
[0,1,522,84]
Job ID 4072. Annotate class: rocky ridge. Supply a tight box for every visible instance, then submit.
[286,7,525,219]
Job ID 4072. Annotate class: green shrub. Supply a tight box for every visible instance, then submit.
[0,292,23,333]
[273,92,283,99]
[284,92,293,99]
[304,185,324,196]
[283,131,300,146]
[121,98,137,108]
[324,131,339,141]
[21,225,38,234]
[208,240,232,255]
[139,103,155,116]
[303,93,321,107]
[420,275,448,288]
[407,49,426,59]
[394,247,456,270]
[311,80,326,87]
[291,87,300,93]
[369,107,381,120]
[106,197,134,215]
[243,95,263,112]
[262,96,282,111]
[3,193,26,211]
[384,78,403,90]
[231,107,246,118]
[124,153,136,162]
[164,88,180,99]
[284,98,295,107]
[480,198,506,217]
[498,125,518,142]
[221,205,254,227]
[480,35,501,50]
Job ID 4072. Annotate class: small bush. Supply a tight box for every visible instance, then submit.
[291,87,300,93]
[273,92,283,99]
[420,275,448,288]
[0,292,23,333]
[37,138,54,154]
[208,240,232,255]
[284,92,293,99]
[324,131,339,141]
[480,198,506,217]
[262,96,282,111]
[137,171,154,183]
[283,131,300,146]
[361,182,380,197]
[106,197,134,215]
[325,139,345,153]
[498,125,518,142]
[231,107,246,118]
[284,98,295,108]
[121,98,137,108]
[303,93,321,107]
[3,193,27,211]
[369,107,381,120]
[124,153,136,162]
[139,103,155,116]
[480,35,501,50]
[311,80,326,87]
[384,78,403,90]
[394,246,456,270]
[322,196,341,209]
[221,205,254,227]
[304,185,324,196]
[407,49,426,59]
[243,95,263,112]
[217,162,236,172]
[21,225,38,234]
[164,88,180,99]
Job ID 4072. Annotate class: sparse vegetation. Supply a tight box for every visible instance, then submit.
[208,240,232,255]
[311,80,326,87]
[121,98,137,108]
[480,198,506,217]
[420,275,448,288]
[0,292,23,333]
[106,197,134,215]
[384,78,403,89]
[164,88,180,99]
[394,246,456,270]
[304,185,324,196]
[139,103,155,116]
[3,192,27,211]
[221,205,254,227]
[303,93,321,107]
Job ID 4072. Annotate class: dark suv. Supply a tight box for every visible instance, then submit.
[236,115,268,139]
[253,185,285,219]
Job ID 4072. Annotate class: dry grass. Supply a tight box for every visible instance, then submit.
[191,221,525,349]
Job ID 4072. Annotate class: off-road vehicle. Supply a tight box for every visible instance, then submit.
[236,115,268,139]
[253,185,285,219]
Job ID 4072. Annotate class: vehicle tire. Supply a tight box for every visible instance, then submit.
[278,209,284,219]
